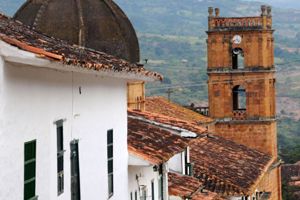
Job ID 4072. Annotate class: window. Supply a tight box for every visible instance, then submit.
[158,175,163,200]
[24,140,37,200]
[233,85,246,110]
[151,180,155,200]
[141,186,147,200]
[70,140,81,200]
[107,129,114,197]
[130,192,133,200]
[56,120,64,195]
[241,196,249,200]
[184,148,193,176]
[184,149,188,175]
[232,48,244,69]
[135,191,137,200]
[255,191,259,200]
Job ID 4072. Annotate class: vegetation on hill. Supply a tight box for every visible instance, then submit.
[115,0,300,166]
[278,118,300,163]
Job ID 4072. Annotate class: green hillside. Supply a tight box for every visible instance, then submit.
[115,0,300,105]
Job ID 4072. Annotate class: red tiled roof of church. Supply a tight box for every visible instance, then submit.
[189,135,273,195]
[146,96,213,124]
[128,109,208,135]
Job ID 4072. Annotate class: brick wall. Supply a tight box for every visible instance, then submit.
[256,167,282,200]
[214,121,277,156]
[208,73,276,119]
[207,31,274,69]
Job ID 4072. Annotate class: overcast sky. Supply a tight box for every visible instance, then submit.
[0,0,299,17]
[244,0,300,9]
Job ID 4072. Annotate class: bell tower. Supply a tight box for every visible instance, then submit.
[207,5,277,156]
[206,6,282,200]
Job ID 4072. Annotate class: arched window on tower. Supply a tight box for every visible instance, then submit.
[232,85,246,110]
[232,48,244,69]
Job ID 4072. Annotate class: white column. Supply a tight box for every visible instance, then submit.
[162,163,169,200]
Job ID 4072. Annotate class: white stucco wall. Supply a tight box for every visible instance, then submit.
[169,196,182,200]
[168,153,184,174]
[0,58,128,200]
[128,166,161,200]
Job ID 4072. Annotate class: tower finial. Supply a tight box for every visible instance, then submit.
[215,8,220,17]
[267,6,272,17]
[261,5,267,16]
[208,7,214,17]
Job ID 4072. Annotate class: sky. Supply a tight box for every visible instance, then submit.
[1,0,300,17]
[245,0,300,9]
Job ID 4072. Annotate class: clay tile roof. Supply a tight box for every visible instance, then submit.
[128,117,189,165]
[168,172,223,200]
[146,96,213,124]
[0,14,162,81]
[189,135,273,195]
[128,109,207,135]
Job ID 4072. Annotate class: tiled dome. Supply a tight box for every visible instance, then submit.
[14,0,140,63]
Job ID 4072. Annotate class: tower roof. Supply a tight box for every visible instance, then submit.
[14,0,140,63]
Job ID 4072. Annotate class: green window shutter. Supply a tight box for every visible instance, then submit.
[151,180,155,200]
[56,120,64,195]
[107,129,114,197]
[24,140,36,200]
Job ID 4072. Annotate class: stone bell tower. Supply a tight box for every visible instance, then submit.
[206,6,282,200]
[207,5,276,156]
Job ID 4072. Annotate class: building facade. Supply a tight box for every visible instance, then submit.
[206,6,281,200]
[0,14,161,200]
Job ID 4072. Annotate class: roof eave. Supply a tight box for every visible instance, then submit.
[128,153,154,166]
[0,40,160,82]
[128,149,163,166]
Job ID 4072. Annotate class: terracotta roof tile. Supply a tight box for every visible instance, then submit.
[128,117,189,165]
[146,96,213,124]
[168,172,223,200]
[129,106,273,196]
[128,109,207,135]
[0,14,162,81]
[189,135,273,195]
[128,108,273,196]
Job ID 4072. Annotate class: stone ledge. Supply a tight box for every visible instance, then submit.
[207,68,276,74]
[215,117,277,124]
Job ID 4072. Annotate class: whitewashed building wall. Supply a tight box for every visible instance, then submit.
[128,165,161,200]
[168,153,184,174]
[0,56,128,200]
[128,150,187,200]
